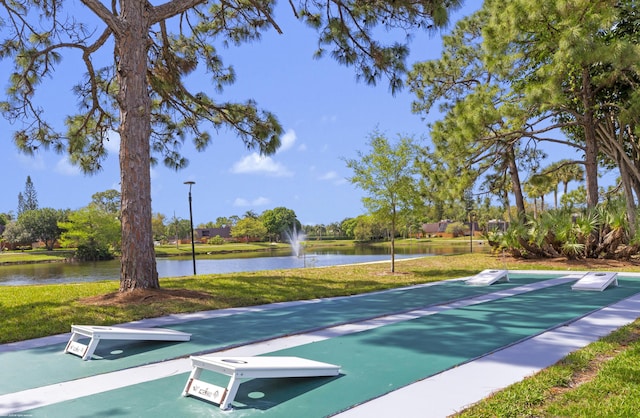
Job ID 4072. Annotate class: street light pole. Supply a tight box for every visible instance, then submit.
[466,204,474,254]
[470,213,474,254]
[184,181,196,275]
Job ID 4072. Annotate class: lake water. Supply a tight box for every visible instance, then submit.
[0,243,487,286]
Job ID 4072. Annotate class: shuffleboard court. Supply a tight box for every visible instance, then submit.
[15,275,640,418]
[0,273,550,396]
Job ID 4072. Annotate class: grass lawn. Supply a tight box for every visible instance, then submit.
[2,251,640,416]
[453,321,640,417]
[153,241,291,256]
[0,249,73,264]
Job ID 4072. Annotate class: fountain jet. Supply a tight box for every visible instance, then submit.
[284,225,306,257]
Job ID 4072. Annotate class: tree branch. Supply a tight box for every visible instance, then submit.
[80,0,124,34]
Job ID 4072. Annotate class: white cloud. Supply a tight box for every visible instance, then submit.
[319,170,348,185]
[279,129,296,152]
[319,171,338,181]
[233,196,270,207]
[17,153,45,170]
[105,130,120,153]
[233,198,249,206]
[230,153,293,177]
[55,156,81,176]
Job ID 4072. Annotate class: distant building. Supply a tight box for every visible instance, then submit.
[422,220,453,237]
[195,226,231,242]
[466,221,481,237]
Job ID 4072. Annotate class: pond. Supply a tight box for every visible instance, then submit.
[0,242,489,286]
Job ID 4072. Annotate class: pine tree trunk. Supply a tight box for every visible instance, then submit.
[507,145,526,218]
[116,1,159,291]
[581,68,599,209]
[620,161,637,237]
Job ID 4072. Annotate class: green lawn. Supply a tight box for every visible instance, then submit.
[1,237,475,261]
[0,249,73,263]
[153,241,291,256]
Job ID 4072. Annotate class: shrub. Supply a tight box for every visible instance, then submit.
[445,222,467,238]
[208,235,225,245]
[75,243,114,261]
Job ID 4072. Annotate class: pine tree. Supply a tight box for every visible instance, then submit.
[17,176,38,215]
[1,0,460,291]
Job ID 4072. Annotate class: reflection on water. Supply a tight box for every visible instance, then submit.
[0,243,487,286]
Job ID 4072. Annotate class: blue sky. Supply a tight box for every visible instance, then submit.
[0,2,613,227]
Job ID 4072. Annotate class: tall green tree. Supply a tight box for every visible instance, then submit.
[352,214,385,242]
[17,176,38,215]
[588,1,640,234]
[482,0,640,210]
[171,218,193,242]
[18,208,67,250]
[0,0,460,292]
[90,190,122,215]
[407,10,544,219]
[543,160,584,209]
[151,212,168,242]
[59,206,121,260]
[345,131,421,272]
[2,221,31,249]
[214,217,233,228]
[231,217,268,242]
[411,0,640,232]
[341,217,357,239]
[326,221,343,237]
[0,213,9,228]
[260,207,299,242]
[524,173,554,218]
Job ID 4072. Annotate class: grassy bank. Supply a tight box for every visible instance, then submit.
[0,237,476,262]
[154,241,291,256]
[155,238,470,256]
[2,252,640,416]
[0,249,73,264]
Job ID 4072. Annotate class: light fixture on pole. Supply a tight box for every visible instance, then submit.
[469,212,474,254]
[466,203,474,254]
[184,181,196,275]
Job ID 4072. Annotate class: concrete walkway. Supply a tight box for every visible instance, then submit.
[337,292,640,417]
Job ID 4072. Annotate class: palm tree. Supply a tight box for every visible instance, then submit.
[543,160,584,209]
[555,161,585,208]
[524,173,554,218]
[543,162,562,209]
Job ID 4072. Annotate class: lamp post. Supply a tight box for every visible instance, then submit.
[466,204,474,254]
[469,212,474,254]
[184,181,196,275]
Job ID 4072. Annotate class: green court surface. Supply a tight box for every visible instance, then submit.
[0,274,548,396]
[21,275,640,418]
